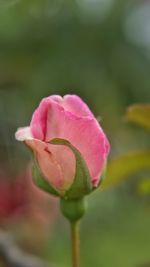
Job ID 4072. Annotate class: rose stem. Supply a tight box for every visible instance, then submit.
[70,221,80,267]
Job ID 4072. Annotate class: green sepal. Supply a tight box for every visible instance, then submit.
[50,138,93,199]
[32,160,59,197]
[95,161,107,189]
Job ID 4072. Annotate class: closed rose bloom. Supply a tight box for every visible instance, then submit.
[15,95,110,196]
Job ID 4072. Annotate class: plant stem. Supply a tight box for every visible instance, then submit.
[70,221,80,267]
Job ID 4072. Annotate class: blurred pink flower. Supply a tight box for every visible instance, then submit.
[0,171,27,222]
[0,168,58,252]
[0,168,57,226]
[15,95,110,193]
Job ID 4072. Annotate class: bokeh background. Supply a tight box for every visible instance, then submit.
[0,0,150,266]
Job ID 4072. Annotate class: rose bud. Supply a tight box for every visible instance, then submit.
[15,95,110,200]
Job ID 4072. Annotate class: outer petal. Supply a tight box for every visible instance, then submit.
[30,95,95,141]
[30,98,51,140]
[50,95,63,103]
[25,139,75,193]
[37,101,110,186]
[63,95,95,118]
[51,94,94,118]
[15,127,76,192]
[48,143,76,190]
[15,127,33,141]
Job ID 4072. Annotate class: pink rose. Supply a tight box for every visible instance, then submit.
[15,95,110,195]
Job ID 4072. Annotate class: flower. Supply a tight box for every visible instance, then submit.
[0,168,57,226]
[15,95,110,195]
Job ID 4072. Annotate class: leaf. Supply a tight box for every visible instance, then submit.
[50,138,93,199]
[102,151,150,189]
[126,104,150,130]
[32,160,59,196]
[136,177,150,195]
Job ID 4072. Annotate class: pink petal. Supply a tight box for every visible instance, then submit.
[63,95,94,118]
[25,139,62,192]
[30,95,95,140]
[50,95,63,103]
[48,143,76,190]
[15,127,33,141]
[51,94,94,117]
[30,98,51,140]
[30,95,110,187]
[25,139,75,193]
[44,101,110,186]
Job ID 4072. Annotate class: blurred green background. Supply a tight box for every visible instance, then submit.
[0,0,150,266]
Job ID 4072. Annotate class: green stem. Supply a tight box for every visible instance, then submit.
[70,221,80,267]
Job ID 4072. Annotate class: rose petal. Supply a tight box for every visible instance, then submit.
[25,139,75,193]
[50,95,63,103]
[15,127,33,141]
[43,101,110,186]
[63,95,94,118]
[30,95,110,187]
[30,95,95,141]
[30,98,51,140]
[48,143,76,190]
[49,94,94,118]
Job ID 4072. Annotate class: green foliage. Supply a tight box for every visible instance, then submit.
[1,1,150,265]
[103,151,150,188]
[136,177,150,195]
[103,103,150,197]
[126,104,150,130]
